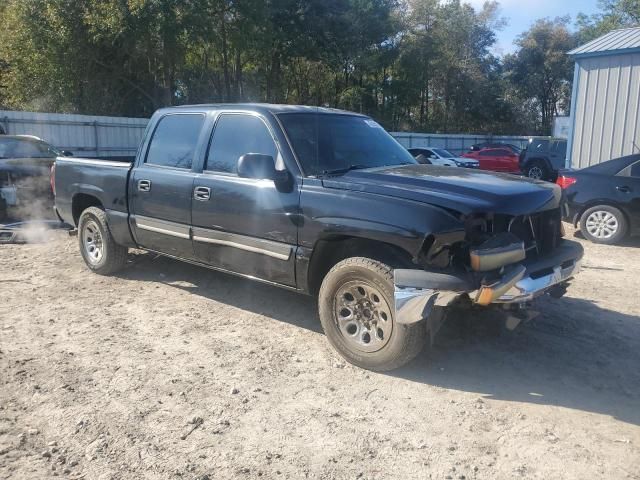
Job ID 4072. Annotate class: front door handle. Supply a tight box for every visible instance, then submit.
[138,179,151,192]
[616,185,631,193]
[194,186,211,201]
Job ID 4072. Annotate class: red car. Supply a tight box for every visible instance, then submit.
[462,148,520,174]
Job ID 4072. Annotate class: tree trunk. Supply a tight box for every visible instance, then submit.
[220,9,231,102]
[234,50,242,101]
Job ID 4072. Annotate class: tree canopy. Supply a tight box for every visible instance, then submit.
[0,0,637,135]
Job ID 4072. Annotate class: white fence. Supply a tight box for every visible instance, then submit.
[391,133,533,155]
[0,110,148,158]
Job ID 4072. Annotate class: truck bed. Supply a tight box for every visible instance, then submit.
[53,156,132,228]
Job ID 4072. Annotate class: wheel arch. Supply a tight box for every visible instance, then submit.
[72,193,104,226]
[306,235,416,295]
[524,156,553,172]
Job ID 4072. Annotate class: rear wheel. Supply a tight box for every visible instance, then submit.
[78,207,128,274]
[579,205,628,245]
[525,160,551,181]
[318,257,427,371]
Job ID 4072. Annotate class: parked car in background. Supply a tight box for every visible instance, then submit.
[520,138,567,181]
[407,147,479,168]
[469,142,521,154]
[461,147,521,174]
[557,154,640,244]
[0,135,71,222]
[53,104,583,371]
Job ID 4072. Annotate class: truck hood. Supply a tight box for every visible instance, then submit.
[321,164,561,216]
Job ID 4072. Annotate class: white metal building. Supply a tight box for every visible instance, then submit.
[567,27,640,169]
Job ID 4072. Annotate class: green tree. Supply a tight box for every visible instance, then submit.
[504,18,577,135]
[0,0,583,136]
[576,0,640,43]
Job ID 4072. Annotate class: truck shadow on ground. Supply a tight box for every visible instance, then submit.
[396,295,640,426]
[119,252,640,426]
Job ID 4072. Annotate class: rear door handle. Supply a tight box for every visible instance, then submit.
[138,180,151,192]
[194,186,211,201]
[616,185,631,193]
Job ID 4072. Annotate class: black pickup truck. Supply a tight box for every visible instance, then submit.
[53,104,583,371]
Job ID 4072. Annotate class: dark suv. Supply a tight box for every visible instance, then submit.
[0,135,70,221]
[520,138,568,182]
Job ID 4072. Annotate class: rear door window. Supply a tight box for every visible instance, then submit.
[205,114,278,174]
[146,114,205,169]
[629,161,640,178]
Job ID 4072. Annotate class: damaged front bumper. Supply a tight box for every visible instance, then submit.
[394,240,583,325]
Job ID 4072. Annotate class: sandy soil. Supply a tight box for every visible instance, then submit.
[1,226,639,479]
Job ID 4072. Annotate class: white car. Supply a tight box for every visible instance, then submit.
[408,147,479,169]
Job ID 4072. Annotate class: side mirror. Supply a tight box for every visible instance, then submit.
[237,153,286,181]
[61,150,73,157]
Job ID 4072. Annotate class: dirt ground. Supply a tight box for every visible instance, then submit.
[1,225,639,480]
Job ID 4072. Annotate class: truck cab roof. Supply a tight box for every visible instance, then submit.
[157,103,367,117]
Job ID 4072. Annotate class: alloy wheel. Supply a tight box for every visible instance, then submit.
[585,210,619,240]
[334,280,393,353]
[528,166,544,180]
[82,219,104,264]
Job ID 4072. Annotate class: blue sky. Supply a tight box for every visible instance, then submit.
[468,0,602,54]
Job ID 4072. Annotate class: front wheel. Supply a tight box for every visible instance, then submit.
[78,207,128,274]
[318,257,427,371]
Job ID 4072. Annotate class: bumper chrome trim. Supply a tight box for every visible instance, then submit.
[493,258,581,303]
[394,288,458,325]
[474,265,526,306]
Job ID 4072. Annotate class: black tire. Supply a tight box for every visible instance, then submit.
[0,197,7,223]
[318,257,427,371]
[579,205,628,245]
[525,160,551,181]
[78,206,128,274]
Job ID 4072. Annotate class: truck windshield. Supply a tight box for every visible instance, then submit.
[278,113,416,176]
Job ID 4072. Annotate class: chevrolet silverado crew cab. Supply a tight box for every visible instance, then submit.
[53,105,583,371]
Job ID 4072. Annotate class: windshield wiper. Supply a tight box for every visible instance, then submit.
[320,164,371,176]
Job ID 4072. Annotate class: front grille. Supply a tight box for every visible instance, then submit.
[506,208,562,258]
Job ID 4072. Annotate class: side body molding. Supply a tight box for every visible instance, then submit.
[133,215,293,261]
[192,227,292,261]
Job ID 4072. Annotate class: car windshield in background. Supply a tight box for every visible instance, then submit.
[278,113,416,176]
[433,148,455,158]
[0,138,61,159]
